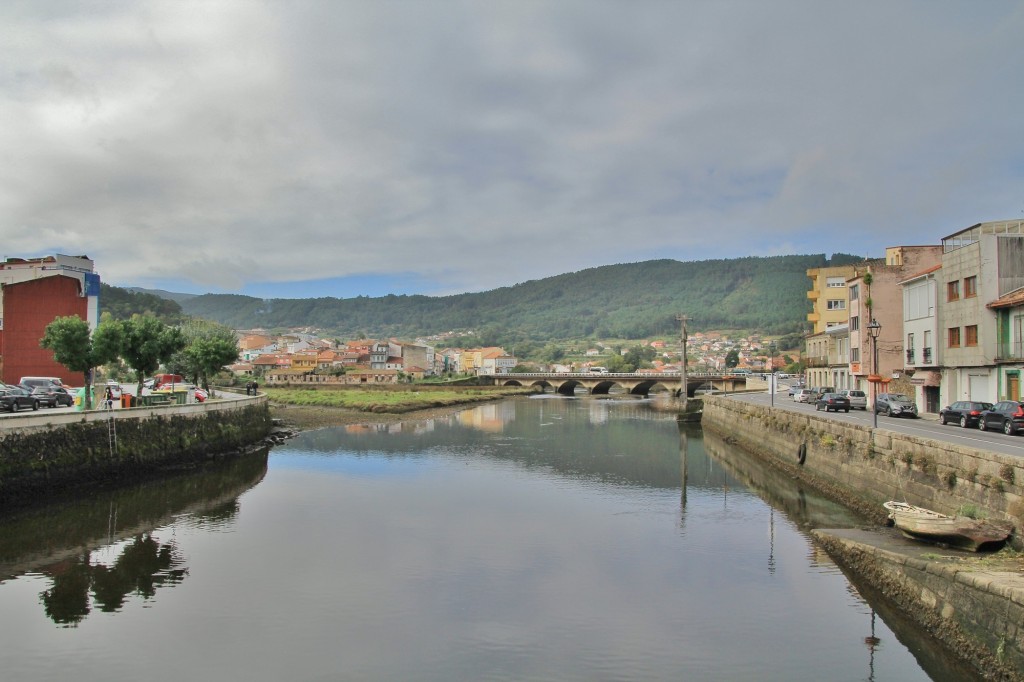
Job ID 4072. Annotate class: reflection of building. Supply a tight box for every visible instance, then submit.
[457,402,516,432]
[0,255,100,386]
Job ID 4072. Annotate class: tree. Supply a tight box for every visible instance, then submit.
[724,349,740,369]
[40,316,122,409]
[120,315,187,396]
[183,335,240,393]
[170,319,239,394]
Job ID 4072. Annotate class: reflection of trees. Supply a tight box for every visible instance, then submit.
[38,534,186,626]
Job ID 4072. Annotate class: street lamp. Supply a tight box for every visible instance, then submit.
[867,318,882,428]
[769,342,777,407]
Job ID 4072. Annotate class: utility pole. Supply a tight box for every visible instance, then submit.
[677,314,688,410]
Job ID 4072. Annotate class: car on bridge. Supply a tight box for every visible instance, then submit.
[977,401,1024,435]
[815,392,850,413]
[840,389,867,410]
[939,401,993,428]
[792,388,814,403]
[874,393,918,418]
[0,385,40,412]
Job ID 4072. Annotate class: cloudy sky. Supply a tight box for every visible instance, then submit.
[3,1,1023,298]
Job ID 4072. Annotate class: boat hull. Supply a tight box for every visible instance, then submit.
[883,502,1013,552]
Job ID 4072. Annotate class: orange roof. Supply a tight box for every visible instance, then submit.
[987,287,1024,310]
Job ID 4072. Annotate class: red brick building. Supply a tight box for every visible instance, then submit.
[0,255,100,386]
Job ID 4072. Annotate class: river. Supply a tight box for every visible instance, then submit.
[0,396,981,681]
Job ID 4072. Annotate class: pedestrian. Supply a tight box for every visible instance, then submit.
[104,386,114,410]
[245,381,252,396]
[252,381,259,394]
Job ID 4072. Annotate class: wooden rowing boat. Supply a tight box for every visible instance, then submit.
[883,501,1014,552]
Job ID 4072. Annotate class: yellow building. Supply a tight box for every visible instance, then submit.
[806,265,859,334]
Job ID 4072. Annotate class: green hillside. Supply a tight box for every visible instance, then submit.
[173,254,862,341]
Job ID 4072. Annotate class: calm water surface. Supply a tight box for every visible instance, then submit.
[0,397,980,681]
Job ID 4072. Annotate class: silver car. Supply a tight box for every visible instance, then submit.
[841,389,867,410]
[874,393,918,418]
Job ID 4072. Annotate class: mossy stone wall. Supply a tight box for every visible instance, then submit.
[0,403,271,506]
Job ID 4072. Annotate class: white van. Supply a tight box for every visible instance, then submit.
[588,367,609,374]
[19,376,64,389]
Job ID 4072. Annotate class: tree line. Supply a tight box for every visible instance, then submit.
[41,315,238,408]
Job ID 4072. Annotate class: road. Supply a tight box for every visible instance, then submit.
[731,389,1024,460]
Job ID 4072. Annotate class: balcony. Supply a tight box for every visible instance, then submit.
[906,348,915,364]
[996,341,1024,362]
[805,356,828,368]
[806,290,819,300]
[922,347,932,364]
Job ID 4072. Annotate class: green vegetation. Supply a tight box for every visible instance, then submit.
[172,254,862,342]
[265,387,534,413]
[40,316,124,409]
[99,283,185,324]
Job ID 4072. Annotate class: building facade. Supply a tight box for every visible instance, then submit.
[0,255,100,386]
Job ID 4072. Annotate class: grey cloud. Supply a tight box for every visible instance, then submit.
[2,1,1022,294]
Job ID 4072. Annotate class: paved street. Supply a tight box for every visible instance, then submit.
[731,389,1024,460]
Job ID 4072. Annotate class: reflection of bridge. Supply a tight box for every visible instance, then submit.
[480,372,749,397]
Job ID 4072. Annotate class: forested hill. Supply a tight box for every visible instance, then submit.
[172,254,862,341]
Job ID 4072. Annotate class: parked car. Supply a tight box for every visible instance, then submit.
[0,385,40,412]
[792,388,814,403]
[840,389,868,410]
[815,392,851,413]
[814,386,836,401]
[939,401,994,428]
[22,385,73,405]
[874,393,918,418]
[977,401,1024,435]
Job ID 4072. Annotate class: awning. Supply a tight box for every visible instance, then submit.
[908,370,941,387]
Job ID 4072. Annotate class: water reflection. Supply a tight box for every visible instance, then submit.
[39,534,186,626]
[702,427,863,529]
[0,400,986,681]
[0,450,268,625]
[700,426,983,682]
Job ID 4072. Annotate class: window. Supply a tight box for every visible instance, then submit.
[826,277,845,288]
[948,327,961,348]
[850,316,859,331]
[964,276,977,298]
[947,280,960,301]
[906,333,915,363]
[851,347,860,362]
[849,284,859,300]
[826,299,846,311]
[965,324,978,347]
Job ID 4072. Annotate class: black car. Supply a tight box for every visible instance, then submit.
[0,385,40,412]
[815,392,850,413]
[23,385,74,408]
[939,401,994,428]
[977,401,1024,435]
[874,393,918,418]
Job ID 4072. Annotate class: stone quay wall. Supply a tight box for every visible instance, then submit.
[814,530,1024,681]
[702,395,1024,680]
[0,394,272,507]
[700,395,1024,527]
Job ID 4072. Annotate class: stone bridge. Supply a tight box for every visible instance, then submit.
[479,372,749,397]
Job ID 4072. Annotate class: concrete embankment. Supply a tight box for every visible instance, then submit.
[0,394,272,507]
[701,395,1024,681]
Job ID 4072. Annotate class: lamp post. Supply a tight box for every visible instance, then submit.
[769,342,777,407]
[867,319,882,428]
